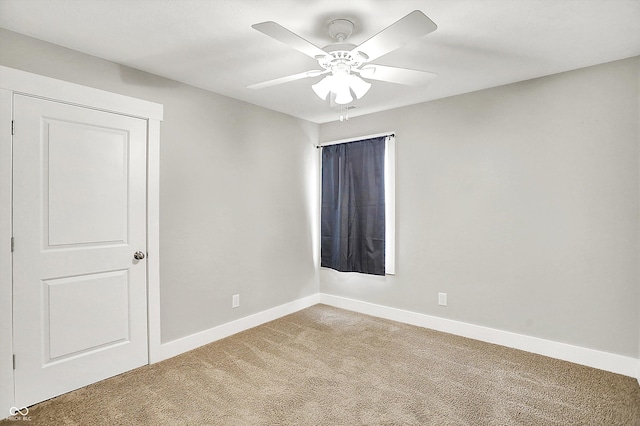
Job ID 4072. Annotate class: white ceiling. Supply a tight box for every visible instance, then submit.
[1,0,639,123]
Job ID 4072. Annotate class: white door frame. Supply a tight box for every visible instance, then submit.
[0,66,164,415]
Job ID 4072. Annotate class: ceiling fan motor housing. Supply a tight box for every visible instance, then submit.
[320,19,370,75]
[316,48,365,75]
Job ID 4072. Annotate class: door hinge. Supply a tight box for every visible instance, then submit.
[11,120,14,136]
[11,237,14,252]
[12,354,15,370]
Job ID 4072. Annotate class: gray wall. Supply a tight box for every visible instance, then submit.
[319,57,640,357]
[2,28,638,358]
[0,29,320,343]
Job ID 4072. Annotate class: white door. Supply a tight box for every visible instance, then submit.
[12,94,149,408]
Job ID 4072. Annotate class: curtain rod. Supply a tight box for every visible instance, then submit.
[316,131,395,148]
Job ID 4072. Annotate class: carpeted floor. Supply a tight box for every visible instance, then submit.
[3,304,639,425]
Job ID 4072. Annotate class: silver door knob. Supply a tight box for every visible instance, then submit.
[134,251,146,260]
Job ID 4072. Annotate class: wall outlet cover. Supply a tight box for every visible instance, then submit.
[438,292,447,306]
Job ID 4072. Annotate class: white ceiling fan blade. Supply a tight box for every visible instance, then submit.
[252,21,328,59]
[358,65,437,86]
[247,70,326,89]
[350,10,437,62]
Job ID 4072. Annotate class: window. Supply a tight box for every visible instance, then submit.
[320,133,395,276]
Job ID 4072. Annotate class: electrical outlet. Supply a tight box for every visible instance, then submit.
[232,294,240,308]
[438,292,447,306]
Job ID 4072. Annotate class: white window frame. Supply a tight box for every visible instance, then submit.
[384,134,396,275]
[318,131,396,275]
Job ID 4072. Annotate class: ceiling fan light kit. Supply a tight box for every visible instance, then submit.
[311,68,372,105]
[249,10,438,119]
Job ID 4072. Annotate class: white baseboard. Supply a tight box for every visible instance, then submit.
[319,293,637,378]
[156,294,320,362]
[154,292,637,379]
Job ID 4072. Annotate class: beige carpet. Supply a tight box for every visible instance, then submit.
[3,304,639,425]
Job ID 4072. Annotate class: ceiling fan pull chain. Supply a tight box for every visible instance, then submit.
[339,104,350,122]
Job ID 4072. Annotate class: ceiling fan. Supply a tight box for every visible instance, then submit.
[248,10,438,106]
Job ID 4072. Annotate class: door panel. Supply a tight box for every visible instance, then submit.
[12,94,148,408]
[46,120,129,246]
[46,270,130,360]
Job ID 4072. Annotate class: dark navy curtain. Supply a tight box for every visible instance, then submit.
[321,136,385,276]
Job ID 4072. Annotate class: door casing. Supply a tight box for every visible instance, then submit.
[0,65,163,415]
